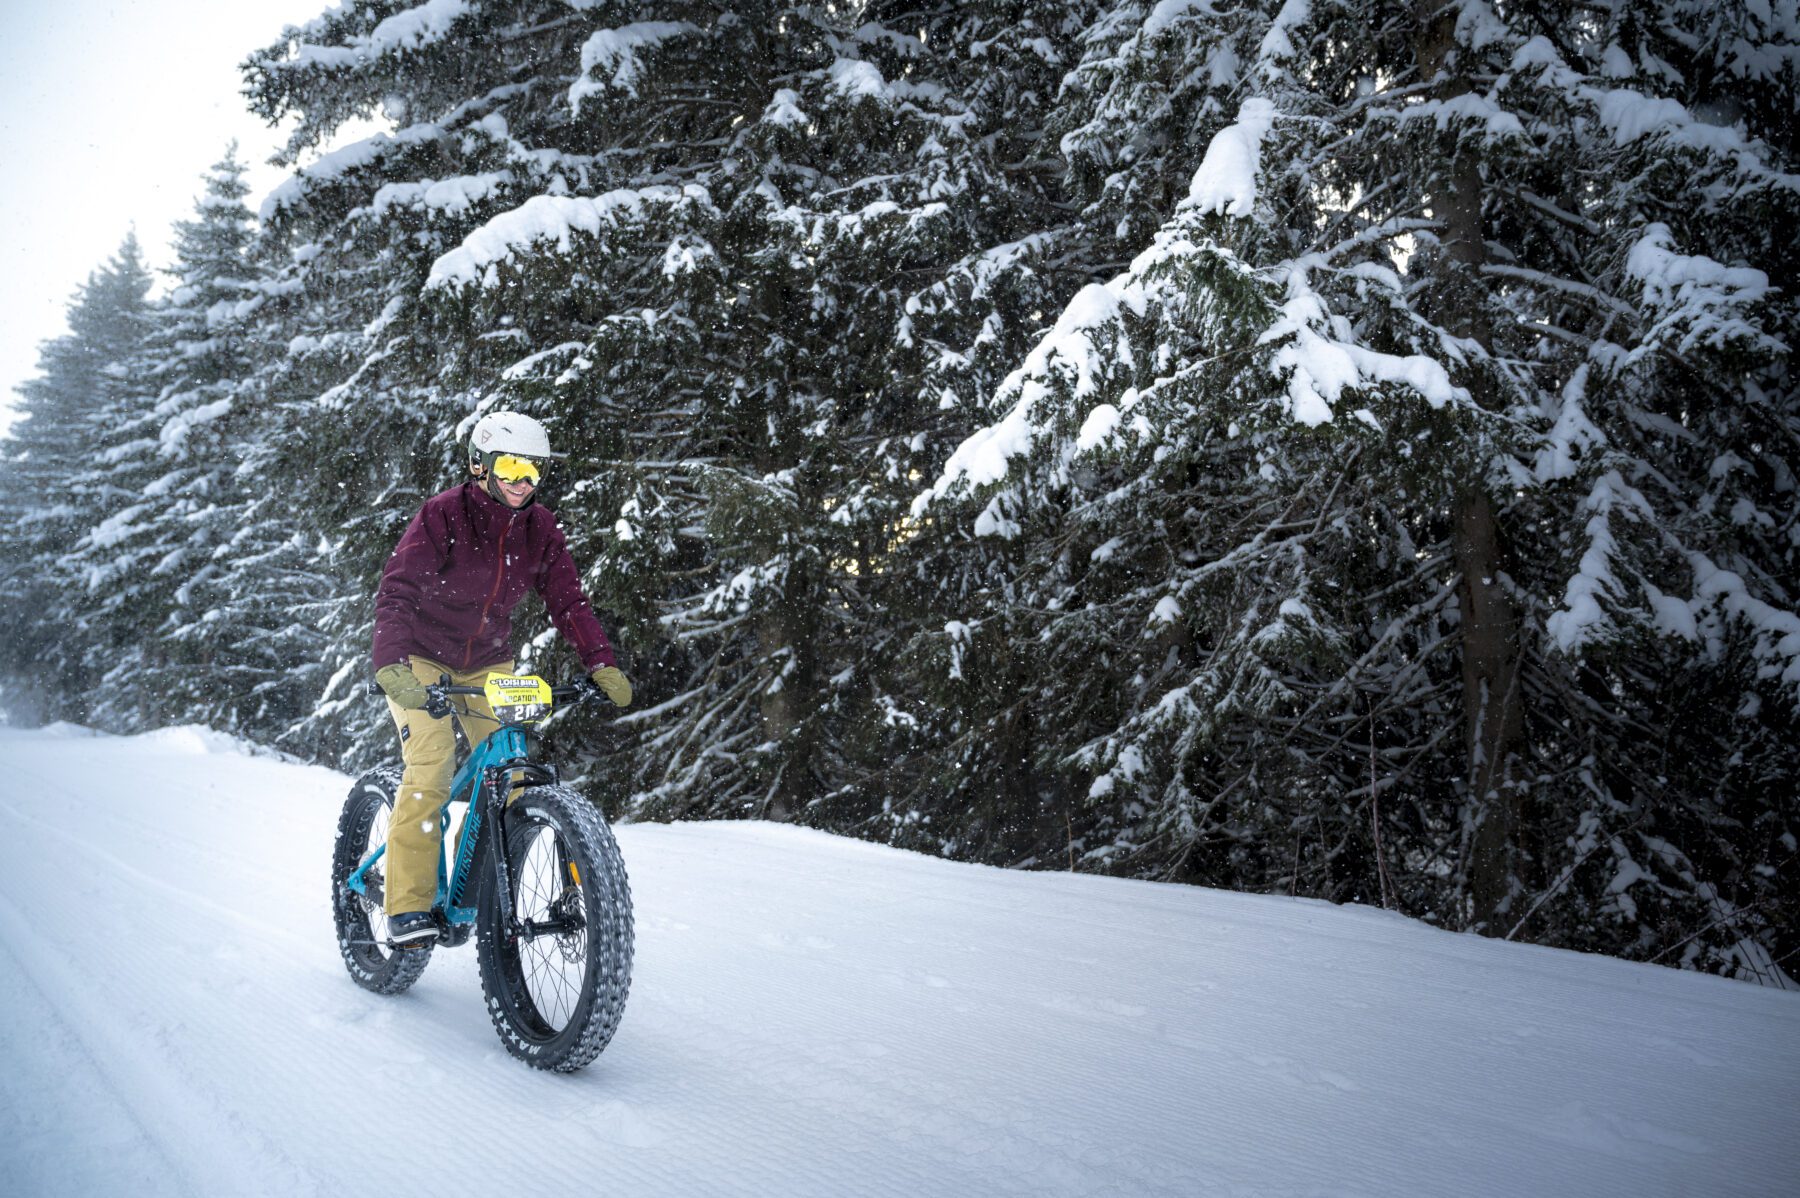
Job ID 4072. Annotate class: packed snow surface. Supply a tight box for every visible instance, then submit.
[2,725,1797,1197]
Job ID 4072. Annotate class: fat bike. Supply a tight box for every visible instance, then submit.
[330,672,632,1072]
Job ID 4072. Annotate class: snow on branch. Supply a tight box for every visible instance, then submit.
[568,22,699,113]
[1184,98,1275,217]
[1510,38,1800,195]
[365,0,470,51]
[1592,87,1779,170]
[1546,471,1654,653]
[1534,364,1606,483]
[158,397,234,459]
[369,172,512,219]
[271,0,475,72]
[830,58,890,100]
[1541,470,1800,691]
[424,185,715,289]
[849,21,929,58]
[1623,224,1785,360]
[1265,263,1466,425]
[1256,0,1311,76]
[1688,553,1800,696]
[260,124,445,220]
[916,279,1143,517]
[761,88,809,130]
[1391,93,1526,144]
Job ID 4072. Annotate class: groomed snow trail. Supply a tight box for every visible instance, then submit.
[1,725,1797,1197]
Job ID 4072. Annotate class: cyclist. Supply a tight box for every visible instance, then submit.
[371,411,631,947]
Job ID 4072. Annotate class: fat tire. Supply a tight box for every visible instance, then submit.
[475,784,633,1072]
[331,765,433,995]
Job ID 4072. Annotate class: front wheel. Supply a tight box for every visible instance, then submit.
[331,766,433,995]
[476,784,633,1072]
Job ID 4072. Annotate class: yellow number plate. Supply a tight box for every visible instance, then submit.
[483,673,554,724]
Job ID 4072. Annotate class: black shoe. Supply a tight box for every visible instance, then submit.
[389,911,438,949]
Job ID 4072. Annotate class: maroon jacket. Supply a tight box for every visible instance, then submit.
[372,482,616,674]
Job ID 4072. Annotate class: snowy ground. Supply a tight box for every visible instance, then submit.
[1,725,1796,1197]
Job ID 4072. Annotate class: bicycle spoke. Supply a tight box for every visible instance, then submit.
[511,824,591,1031]
[520,833,556,1022]
[367,805,392,943]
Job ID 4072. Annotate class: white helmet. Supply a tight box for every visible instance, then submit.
[467,410,565,471]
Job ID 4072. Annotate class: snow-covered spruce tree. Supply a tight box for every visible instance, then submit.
[178,202,381,761]
[0,236,157,725]
[550,0,1108,829]
[919,0,1799,974]
[246,2,775,778]
[147,149,345,747]
[904,0,1348,877]
[1528,0,1800,978]
[424,0,1059,823]
[68,149,273,732]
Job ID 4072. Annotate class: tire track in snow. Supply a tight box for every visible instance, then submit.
[0,751,312,887]
[616,832,1229,1197]
[0,785,363,1193]
[0,888,328,1195]
[0,931,190,1196]
[0,790,317,954]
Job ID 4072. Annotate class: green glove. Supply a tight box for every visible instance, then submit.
[376,663,430,710]
[590,665,632,708]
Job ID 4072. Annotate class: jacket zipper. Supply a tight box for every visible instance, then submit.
[463,509,518,669]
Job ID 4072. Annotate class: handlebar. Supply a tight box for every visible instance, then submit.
[367,673,604,719]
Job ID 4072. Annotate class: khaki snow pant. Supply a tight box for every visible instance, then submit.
[383,656,516,916]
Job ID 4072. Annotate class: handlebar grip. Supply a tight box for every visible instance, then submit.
[550,680,591,702]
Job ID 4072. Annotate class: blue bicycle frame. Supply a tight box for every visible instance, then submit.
[343,718,543,932]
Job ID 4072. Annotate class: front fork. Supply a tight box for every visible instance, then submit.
[483,762,586,943]
[483,764,519,935]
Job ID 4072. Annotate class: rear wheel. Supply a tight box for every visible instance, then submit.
[332,766,433,995]
[476,784,633,1072]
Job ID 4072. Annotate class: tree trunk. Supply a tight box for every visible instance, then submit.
[757,606,805,822]
[1414,0,1529,930]
[1453,489,1525,928]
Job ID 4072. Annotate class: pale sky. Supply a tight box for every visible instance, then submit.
[0,0,324,436]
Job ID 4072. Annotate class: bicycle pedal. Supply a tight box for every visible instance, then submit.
[387,911,440,948]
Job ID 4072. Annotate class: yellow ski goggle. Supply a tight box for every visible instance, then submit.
[491,454,542,486]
